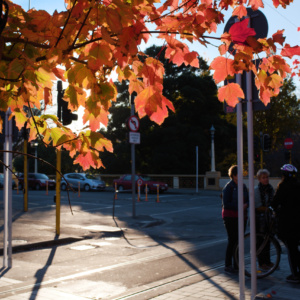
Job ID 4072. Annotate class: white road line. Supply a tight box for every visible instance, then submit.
[0,238,227,296]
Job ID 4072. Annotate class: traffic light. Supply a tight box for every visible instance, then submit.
[57,81,78,126]
[263,134,271,152]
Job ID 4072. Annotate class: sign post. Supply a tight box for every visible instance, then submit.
[129,93,139,218]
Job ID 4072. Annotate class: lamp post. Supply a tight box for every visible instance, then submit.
[210,125,216,172]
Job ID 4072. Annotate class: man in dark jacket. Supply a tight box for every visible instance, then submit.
[222,165,249,274]
[273,164,300,283]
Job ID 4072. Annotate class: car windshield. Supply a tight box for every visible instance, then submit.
[85,174,97,180]
[140,176,151,181]
[35,174,49,180]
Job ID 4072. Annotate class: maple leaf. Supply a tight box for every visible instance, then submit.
[281,44,300,58]
[232,5,247,19]
[272,30,285,45]
[210,57,236,83]
[229,18,256,44]
[218,83,245,107]
[74,151,104,171]
[249,0,264,10]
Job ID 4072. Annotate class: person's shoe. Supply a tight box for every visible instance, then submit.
[286,274,300,283]
[224,266,238,275]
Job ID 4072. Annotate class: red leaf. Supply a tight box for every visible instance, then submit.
[232,5,247,19]
[281,44,300,58]
[272,30,285,45]
[249,0,264,10]
[229,18,256,44]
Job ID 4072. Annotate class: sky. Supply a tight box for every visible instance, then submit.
[13,0,300,129]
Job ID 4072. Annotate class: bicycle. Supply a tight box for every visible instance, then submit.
[234,207,282,278]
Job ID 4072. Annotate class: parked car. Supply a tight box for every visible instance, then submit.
[113,175,168,193]
[61,173,106,192]
[18,173,56,190]
[0,173,16,189]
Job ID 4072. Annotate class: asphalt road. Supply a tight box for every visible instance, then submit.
[0,188,228,299]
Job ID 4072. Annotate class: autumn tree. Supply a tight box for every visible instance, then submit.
[0,0,298,170]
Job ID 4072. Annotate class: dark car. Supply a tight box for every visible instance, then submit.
[61,173,106,192]
[0,173,16,189]
[18,173,56,190]
[113,175,168,193]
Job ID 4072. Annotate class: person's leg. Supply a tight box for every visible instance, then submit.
[284,238,299,279]
[224,217,238,268]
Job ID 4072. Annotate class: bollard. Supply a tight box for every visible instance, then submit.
[137,183,141,202]
[16,181,19,194]
[156,184,160,203]
[78,181,80,197]
[46,180,48,195]
[114,182,117,199]
[145,184,148,202]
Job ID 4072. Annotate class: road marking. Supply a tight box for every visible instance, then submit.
[0,238,227,296]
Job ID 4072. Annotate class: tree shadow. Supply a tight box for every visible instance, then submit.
[28,234,59,300]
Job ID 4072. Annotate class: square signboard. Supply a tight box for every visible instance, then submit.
[129,132,140,144]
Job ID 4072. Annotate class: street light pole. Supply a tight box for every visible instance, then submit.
[210,125,216,172]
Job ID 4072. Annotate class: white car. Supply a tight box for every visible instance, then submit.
[61,173,106,192]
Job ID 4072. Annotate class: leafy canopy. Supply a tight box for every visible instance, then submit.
[0,0,297,169]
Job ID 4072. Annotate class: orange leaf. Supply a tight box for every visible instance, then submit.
[74,151,104,171]
[232,5,247,19]
[210,57,236,83]
[249,0,264,10]
[218,83,244,107]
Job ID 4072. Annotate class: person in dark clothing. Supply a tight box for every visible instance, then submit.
[254,169,275,270]
[222,165,249,274]
[272,164,300,283]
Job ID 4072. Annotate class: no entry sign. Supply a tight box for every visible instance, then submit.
[284,138,294,150]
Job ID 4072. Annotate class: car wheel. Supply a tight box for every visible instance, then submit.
[84,184,91,192]
[35,184,41,190]
[118,185,124,191]
[61,183,67,191]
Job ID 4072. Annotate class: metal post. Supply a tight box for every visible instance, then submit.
[246,71,257,299]
[196,146,198,193]
[56,150,61,235]
[131,93,136,218]
[210,125,216,172]
[3,109,12,268]
[24,139,28,212]
[236,74,245,299]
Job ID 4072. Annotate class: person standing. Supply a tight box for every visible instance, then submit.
[254,169,275,270]
[272,164,300,283]
[222,165,249,274]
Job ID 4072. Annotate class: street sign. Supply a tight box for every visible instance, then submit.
[129,131,140,144]
[284,138,294,150]
[137,179,143,186]
[128,115,140,132]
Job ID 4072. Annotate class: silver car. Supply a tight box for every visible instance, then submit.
[61,173,106,192]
